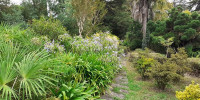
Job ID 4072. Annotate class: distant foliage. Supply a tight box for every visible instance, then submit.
[124,21,142,50]
[0,5,24,24]
[31,16,67,39]
[176,81,200,100]
[148,7,200,56]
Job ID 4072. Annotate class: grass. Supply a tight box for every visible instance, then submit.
[123,52,200,100]
[113,87,121,93]
[122,55,177,100]
[124,62,177,100]
[113,97,121,100]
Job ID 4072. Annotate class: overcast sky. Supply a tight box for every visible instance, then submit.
[11,0,189,5]
[11,0,22,5]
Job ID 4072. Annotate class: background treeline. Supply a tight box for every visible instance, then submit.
[2,0,199,56]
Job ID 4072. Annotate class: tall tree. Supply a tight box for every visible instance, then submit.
[72,0,106,36]
[0,0,10,6]
[129,0,150,48]
[21,0,48,21]
[103,0,132,38]
[129,0,172,48]
[189,0,200,11]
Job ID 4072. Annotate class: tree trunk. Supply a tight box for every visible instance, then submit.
[142,0,149,49]
[130,0,149,49]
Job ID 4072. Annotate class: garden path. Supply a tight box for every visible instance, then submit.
[100,54,130,100]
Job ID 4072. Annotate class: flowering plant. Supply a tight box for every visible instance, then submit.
[176,81,200,100]
[44,40,65,53]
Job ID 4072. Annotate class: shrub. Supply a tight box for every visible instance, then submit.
[31,16,67,39]
[169,48,191,76]
[70,32,121,56]
[176,81,200,100]
[44,40,65,53]
[152,61,182,90]
[188,58,200,77]
[136,56,154,79]
[0,24,40,51]
[75,52,119,93]
[58,33,72,50]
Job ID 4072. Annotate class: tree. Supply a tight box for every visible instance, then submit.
[149,7,200,56]
[129,0,149,49]
[21,0,48,21]
[0,0,10,6]
[128,0,172,49]
[103,0,132,38]
[188,0,200,11]
[71,0,106,36]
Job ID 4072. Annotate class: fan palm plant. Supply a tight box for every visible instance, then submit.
[0,41,55,100]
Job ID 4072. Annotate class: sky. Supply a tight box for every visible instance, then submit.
[11,0,22,5]
[11,0,190,5]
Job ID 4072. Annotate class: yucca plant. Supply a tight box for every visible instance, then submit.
[0,41,55,100]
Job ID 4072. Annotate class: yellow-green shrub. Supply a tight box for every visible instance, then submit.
[152,60,182,90]
[176,81,200,100]
[31,16,67,39]
[188,58,200,77]
[136,56,154,79]
[170,48,191,76]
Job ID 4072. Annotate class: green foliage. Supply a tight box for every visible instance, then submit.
[51,82,98,100]
[188,58,200,77]
[75,52,118,93]
[31,16,67,39]
[0,41,55,99]
[148,7,200,56]
[152,60,182,90]
[103,0,132,38]
[0,5,24,25]
[169,48,191,76]
[136,56,154,79]
[123,21,142,50]
[176,81,200,100]
[0,24,41,51]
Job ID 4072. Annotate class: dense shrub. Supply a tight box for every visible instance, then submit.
[75,52,119,93]
[0,24,41,51]
[136,56,154,79]
[0,23,123,99]
[31,16,67,39]
[58,33,73,51]
[176,81,200,100]
[70,32,120,53]
[152,60,182,90]
[169,48,191,76]
[188,58,200,77]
